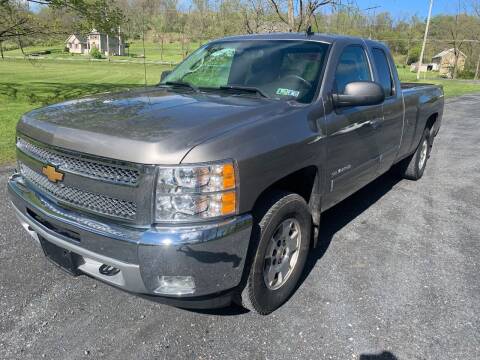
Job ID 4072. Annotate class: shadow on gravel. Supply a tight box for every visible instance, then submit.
[359,351,398,359]
[300,171,402,287]
[188,303,249,316]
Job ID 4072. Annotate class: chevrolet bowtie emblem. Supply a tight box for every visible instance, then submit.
[42,165,64,183]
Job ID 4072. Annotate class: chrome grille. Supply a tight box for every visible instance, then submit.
[20,164,137,220]
[17,137,139,185]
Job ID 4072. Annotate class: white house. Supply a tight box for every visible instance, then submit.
[65,29,125,56]
[87,29,125,56]
[66,34,87,54]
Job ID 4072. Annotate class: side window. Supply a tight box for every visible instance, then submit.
[372,48,394,97]
[334,45,371,94]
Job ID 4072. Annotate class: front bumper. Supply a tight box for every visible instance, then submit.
[8,172,252,303]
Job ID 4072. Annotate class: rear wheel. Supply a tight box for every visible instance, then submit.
[238,191,311,315]
[396,127,432,180]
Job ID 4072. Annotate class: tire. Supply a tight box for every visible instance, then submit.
[238,191,311,315]
[396,127,432,180]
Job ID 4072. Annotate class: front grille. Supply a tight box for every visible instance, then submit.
[17,137,139,185]
[20,164,137,220]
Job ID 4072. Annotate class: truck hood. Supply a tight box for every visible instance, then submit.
[18,87,287,164]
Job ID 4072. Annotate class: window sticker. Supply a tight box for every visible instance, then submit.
[276,88,300,97]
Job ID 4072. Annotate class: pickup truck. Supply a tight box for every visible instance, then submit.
[8,33,444,314]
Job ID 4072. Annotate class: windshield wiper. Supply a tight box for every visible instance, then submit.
[218,85,269,98]
[164,81,199,92]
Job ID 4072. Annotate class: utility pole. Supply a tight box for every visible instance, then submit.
[475,54,480,80]
[417,0,434,80]
[118,25,121,56]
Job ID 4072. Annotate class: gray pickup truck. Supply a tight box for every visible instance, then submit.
[8,33,444,314]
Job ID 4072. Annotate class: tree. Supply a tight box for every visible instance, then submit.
[1,2,38,42]
[399,16,424,65]
[268,0,338,32]
[430,14,470,79]
[0,0,124,43]
[243,0,266,34]
[0,1,53,58]
[469,0,480,79]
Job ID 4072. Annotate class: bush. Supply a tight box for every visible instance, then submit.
[90,47,103,59]
[407,46,422,65]
[457,69,475,80]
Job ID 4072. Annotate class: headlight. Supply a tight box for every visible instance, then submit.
[155,161,237,222]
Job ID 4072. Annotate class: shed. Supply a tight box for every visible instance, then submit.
[432,48,466,77]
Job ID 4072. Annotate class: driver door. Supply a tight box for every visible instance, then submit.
[323,44,383,209]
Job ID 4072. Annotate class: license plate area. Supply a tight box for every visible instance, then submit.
[39,237,84,275]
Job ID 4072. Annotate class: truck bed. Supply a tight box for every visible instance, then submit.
[401,82,437,90]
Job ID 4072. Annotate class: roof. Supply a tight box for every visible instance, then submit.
[209,32,387,47]
[66,34,87,44]
[432,48,467,59]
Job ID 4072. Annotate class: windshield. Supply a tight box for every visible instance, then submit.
[161,40,329,103]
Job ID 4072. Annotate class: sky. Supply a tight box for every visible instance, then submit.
[29,0,464,18]
[354,0,463,18]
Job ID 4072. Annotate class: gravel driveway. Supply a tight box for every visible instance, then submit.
[1,95,479,360]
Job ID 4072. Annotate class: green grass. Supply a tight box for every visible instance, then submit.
[2,39,206,63]
[397,67,480,98]
[120,40,205,62]
[0,58,169,165]
[0,102,30,165]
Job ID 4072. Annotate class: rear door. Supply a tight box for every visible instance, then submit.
[369,46,404,174]
[322,43,383,209]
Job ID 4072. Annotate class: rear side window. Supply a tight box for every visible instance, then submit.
[334,45,371,94]
[372,48,394,97]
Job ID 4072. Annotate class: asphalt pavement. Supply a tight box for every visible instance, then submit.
[0,95,479,360]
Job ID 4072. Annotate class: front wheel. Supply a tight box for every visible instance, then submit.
[238,191,311,314]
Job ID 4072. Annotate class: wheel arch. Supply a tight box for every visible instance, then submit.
[249,165,322,248]
[426,112,438,130]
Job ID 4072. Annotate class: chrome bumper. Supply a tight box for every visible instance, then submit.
[8,172,253,299]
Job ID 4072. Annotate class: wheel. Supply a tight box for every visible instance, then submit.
[396,127,432,180]
[238,191,311,314]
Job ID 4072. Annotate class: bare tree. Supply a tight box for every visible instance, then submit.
[268,0,338,32]
[1,0,124,57]
[470,0,480,79]
[430,12,470,79]
[288,0,294,30]
[242,0,269,33]
[449,13,466,79]
[0,2,40,42]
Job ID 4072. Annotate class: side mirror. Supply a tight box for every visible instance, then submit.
[333,81,385,108]
[160,70,172,83]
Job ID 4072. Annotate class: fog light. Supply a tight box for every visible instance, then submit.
[154,276,195,295]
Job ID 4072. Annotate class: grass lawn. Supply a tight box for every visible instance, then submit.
[0,59,169,165]
[119,39,205,62]
[2,39,205,63]
[397,67,480,97]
